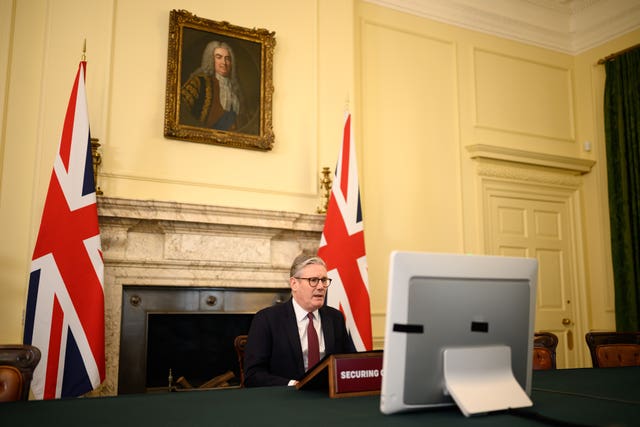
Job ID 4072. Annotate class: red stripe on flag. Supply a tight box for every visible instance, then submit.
[44,297,64,399]
[340,114,351,197]
[58,63,83,171]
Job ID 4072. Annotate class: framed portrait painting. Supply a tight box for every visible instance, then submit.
[164,10,276,151]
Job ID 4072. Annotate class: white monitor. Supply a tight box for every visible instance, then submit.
[380,251,538,417]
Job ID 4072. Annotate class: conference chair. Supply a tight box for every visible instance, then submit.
[533,332,558,370]
[585,331,640,368]
[0,344,41,401]
[234,335,248,387]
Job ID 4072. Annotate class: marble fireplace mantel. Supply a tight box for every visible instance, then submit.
[97,196,325,395]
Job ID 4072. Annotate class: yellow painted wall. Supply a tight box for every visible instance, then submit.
[0,0,638,347]
[357,5,464,341]
[0,0,353,343]
[358,3,582,342]
[355,2,639,346]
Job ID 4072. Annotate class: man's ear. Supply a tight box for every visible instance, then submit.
[289,276,297,290]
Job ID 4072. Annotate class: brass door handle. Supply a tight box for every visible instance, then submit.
[562,318,571,326]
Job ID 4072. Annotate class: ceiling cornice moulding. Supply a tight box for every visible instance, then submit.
[365,0,640,54]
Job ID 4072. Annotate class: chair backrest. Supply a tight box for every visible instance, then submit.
[585,331,640,368]
[0,366,24,402]
[0,344,41,401]
[234,335,248,387]
[533,332,558,370]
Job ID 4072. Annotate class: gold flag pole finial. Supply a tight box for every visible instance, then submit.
[317,167,332,214]
[82,39,86,61]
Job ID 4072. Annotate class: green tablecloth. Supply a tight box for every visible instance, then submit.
[1,367,638,427]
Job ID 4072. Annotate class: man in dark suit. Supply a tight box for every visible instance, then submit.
[244,254,356,387]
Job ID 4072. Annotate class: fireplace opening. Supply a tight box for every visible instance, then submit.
[146,313,253,389]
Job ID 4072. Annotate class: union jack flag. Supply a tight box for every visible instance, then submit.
[318,113,373,351]
[23,61,105,399]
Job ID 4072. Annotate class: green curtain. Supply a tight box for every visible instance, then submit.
[603,47,640,332]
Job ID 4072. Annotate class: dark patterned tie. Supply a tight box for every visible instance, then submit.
[307,312,320,369]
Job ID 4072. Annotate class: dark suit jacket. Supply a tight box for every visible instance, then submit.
[244,298,356,387]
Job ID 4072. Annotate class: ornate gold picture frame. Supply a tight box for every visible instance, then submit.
[164,10,275,151]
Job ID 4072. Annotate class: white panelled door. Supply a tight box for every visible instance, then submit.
[484,182,586,368]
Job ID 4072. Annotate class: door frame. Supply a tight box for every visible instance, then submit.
[475,160,590,367]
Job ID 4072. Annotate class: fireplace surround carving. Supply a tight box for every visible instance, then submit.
[98,197,324,396]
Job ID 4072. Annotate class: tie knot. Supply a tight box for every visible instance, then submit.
[307,312,314,321]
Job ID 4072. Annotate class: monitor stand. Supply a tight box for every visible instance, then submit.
[443,345,532,417]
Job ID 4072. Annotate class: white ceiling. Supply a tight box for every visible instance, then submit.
[365,0,640,54]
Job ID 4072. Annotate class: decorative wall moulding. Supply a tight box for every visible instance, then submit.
[466,144,595,175]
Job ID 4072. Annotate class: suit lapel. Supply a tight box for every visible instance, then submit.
[320,307,336,354]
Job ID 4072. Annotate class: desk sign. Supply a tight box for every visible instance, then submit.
[296,351,383,398]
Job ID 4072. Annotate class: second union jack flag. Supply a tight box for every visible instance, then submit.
[23,61,105,399]
[318,113,373,351]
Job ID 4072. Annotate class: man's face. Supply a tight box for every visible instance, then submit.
[213,47,232,77]
[290,263,328,312]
